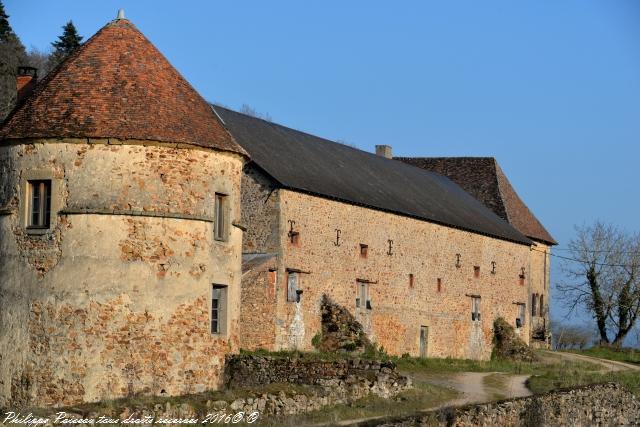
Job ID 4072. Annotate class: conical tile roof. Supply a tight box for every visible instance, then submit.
[1,18,246,155]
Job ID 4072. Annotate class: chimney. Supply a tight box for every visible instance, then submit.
[16,66,38,102]
[375,145,393,159]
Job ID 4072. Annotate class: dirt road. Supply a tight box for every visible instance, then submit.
[540,350,640,372]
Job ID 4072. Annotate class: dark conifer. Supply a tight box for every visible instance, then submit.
[50,20,83,65]
[0,0,27,120]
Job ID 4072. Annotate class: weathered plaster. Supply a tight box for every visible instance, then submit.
[0,139,244,407]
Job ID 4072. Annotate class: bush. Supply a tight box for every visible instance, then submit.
[311,332,322,349]
[492,317,536,362]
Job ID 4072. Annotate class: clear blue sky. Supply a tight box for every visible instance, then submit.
[7,1,640,339]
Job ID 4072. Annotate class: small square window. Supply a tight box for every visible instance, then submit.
[27,180,52,229]
[409,273,414,288]
[437,278,442,293]
[360,244,368,258]
[474,266,480,278]
[211,284,228,334]
[214,193,227,241]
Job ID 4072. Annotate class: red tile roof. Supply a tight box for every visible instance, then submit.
[396,157,556,245]
[1,18,246,156]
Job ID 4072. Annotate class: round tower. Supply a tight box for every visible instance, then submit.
[0,15,247,407]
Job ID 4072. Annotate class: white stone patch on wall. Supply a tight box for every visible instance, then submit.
[289,301,305,350]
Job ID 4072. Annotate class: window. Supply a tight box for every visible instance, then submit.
[539,294,544,317]
[437,278,442,293]
[531,293,538,317]
[474,266,480,278]
[28,180,52,229]
[211,284,227,334]
[471,296,481,321]
[516,303,526,328]
[360,244,368,258]
[287,271,299,302]
[356,280,371,310]
[409,274,414,288]
[214,193,227,241]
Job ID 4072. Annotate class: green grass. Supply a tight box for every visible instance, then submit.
[258,382,458,427]
[394,354,540,375]
[528,369,640,397]
[566,346,640,365]
[239,345,390,361]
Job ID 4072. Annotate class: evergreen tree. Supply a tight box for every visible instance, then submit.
[0,0,27,121]
[49,20,82,66]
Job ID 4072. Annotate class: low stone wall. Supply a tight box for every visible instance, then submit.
[224,354,409,396]
[374,383,640,427]
[17,355,412,424]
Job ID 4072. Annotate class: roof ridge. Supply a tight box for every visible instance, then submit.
[493,161,556,244]
[212,104,390,160]
[396,156,496,161]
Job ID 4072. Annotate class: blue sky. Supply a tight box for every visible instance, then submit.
[6,1,640,339]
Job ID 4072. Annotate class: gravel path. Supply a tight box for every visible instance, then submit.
[540,350,640,372]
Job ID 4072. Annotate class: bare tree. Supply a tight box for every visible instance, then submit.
[239,103,272,122]
[25,46,52,78]
[552,321,595,350]
[558,222,640,346]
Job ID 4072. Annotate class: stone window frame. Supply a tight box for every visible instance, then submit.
[356,279,372,310]
[19,169,62,235]
[211,284,228,335]
[286,271,300,303]
[214,192,229,242]
[470,295,481,322]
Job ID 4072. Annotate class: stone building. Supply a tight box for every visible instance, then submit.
[214,106,552,360]
[0,16,247,407]
[0,11,555,409]
[395,157,556,347]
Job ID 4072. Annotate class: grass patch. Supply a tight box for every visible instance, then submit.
[528,369,640,397]
[566,346,640,365]
[238,347,390,362]
[482,373,509,400]
[394,355,539,375]
[258,382,458,427]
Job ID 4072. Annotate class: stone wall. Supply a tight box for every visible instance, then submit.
[376,383,639,427]
[0,139,244,407]
[239,255,278,350]
[529,241,551,348]
[240,165,281,254]
[244,187,533,359]
[17,355,411,421]
[223,354,410,398]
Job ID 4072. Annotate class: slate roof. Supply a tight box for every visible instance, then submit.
[214,106,531,246]
[1,18,246,156]
[396,157,556,245]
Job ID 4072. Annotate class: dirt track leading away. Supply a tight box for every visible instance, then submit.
[540,350,640,372]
